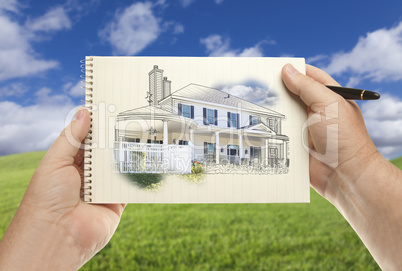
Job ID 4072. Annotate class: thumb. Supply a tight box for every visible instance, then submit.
[46,107,91,162]
[281,64,342,110]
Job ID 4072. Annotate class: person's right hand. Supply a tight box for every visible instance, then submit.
[282,64,379,201]
[282,64,402,270]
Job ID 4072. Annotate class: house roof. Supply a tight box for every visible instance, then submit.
[162,83,284,118]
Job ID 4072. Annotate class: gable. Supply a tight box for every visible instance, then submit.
[243,122,276,135]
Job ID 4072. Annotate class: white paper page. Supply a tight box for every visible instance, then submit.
[85,56,309,203]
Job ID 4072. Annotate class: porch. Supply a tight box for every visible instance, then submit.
[113,141,289,175]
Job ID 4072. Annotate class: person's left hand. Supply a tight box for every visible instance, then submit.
[0,108,125,270]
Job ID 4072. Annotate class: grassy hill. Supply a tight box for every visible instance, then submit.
[3,152,401,270]
[0,151,46,237]
[391,156,402,169]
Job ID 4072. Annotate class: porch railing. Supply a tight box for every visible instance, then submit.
[113,142,192,174]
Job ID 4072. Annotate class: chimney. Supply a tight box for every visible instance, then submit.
[148,65,164,105]
[163,76,171,98]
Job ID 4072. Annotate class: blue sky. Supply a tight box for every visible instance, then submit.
[0,0,402,158]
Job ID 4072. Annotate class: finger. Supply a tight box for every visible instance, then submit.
[100,204,126,218]
[282,64,343,108]
[306,64,340,86]
[46,108,91,162]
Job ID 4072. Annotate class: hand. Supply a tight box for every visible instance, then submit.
[282,64,379,201]
[0,108,125,270]
[282,64,402,270]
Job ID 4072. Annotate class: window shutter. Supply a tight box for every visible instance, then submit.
[204,142,207,154]
[191,105,194,119]
[203,108,207,125]
[178,103,182,115]
[214,110,218,125]
[249,115,252,125]
[213,143,216,155]
[227,112,230,127]
[237,113,240,129]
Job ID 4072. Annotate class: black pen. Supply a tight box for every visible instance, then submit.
[325,85,380,100]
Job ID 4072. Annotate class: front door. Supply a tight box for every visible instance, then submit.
[227,145,239,164]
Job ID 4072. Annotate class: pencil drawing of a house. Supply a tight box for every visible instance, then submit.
[113,65,290,174]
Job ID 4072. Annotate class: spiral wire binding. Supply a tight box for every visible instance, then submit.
[81,57,94,202]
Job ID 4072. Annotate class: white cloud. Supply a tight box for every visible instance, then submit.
[162,21,184,34]
[99,2,160,55]
[64,0,100,16]
[35,87,74,105]
[361,94,402,159]
[26,6,72,32]
[220,84,278,107]
[315,22,402,86]
[0,82,28,98]
[66,80,83,97]
[0,13,59,81]
[200,34,265,57]
[173,23,184,34]
[0,1,79,81]
[0,88,76,156]
[179,0,194,7]
[0,0,19,13]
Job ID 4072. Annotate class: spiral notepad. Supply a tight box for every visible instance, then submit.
[81,56,309,203]
[82,57,94,202]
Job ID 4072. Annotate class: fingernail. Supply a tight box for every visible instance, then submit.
[73,108,84,121]
[285,64,300,77]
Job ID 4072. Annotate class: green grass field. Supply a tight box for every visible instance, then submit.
[390,156,402,169]
[3,152,401,270]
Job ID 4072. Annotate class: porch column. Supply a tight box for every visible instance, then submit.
[163,120,168,146]
[190,128,195,161]
[163,120,168,173]
[238,132,243,164]
[119,138,124,172]
[265,138,269,166]
[215,132,220,164]
[284,140,288,166]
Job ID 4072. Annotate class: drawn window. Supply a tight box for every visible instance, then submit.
[207,143,214,154]
[227,112,239,128]
[250,146,261,160]
[124,137,140,143]
[203,108,217,125]
[250,115,260,125]
[178,103,194,119]
[182,105,191,118]
[269,147,278,158]
[207,109,215,124]
[268,118,277,132]
[204,142,216,157]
